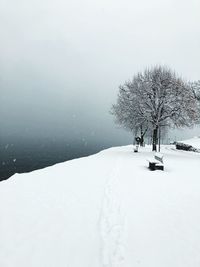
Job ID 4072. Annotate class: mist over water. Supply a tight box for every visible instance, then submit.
[0,116,131,180]
[0,136,128,181]
[0,0,200,180]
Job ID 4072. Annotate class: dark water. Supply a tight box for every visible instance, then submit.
[0,139,112,181]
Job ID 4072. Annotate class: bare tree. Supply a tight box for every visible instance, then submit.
[111,66,199,151]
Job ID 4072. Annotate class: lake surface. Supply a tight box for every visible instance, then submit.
[0,139,112,181]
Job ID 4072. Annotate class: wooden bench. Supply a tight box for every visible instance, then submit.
[147,152,164,171]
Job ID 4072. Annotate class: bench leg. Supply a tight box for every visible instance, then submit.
[149,162,156,171]
[155,165,164,171]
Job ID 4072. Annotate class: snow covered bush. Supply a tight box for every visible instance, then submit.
[176,142,200,153]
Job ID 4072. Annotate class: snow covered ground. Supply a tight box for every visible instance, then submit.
[0,144,200,267]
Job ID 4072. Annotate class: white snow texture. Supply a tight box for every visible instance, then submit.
[0,141,200,267]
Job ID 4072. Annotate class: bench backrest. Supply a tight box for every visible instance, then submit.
[154,152,164,163]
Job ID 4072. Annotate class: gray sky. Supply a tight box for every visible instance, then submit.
[0,0,200,144]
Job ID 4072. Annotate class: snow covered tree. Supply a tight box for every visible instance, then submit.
[111,85,149,146]
[190,80,200,125]
[112,66,199,151]
[190,80,200,101]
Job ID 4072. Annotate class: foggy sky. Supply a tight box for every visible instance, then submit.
[1,0,200,145]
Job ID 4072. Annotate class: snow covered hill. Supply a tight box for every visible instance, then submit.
[0,145,200,267]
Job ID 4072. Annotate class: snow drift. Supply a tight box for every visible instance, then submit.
[176,136,200,152]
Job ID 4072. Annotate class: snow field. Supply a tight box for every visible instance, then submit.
[0,144,200,267]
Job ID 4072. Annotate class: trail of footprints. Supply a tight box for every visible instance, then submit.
[99,157,125,267]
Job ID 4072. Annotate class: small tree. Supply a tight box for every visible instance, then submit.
[112,66,199,151]
[190,80,200,101]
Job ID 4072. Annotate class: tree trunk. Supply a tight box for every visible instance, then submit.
[140,134,144,147]
[158,126,161,152]
[140,126,144,146]
[139,125,147,147]
[152,126,158,151]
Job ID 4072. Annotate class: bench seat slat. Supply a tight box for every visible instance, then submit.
[146,159,160,164]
